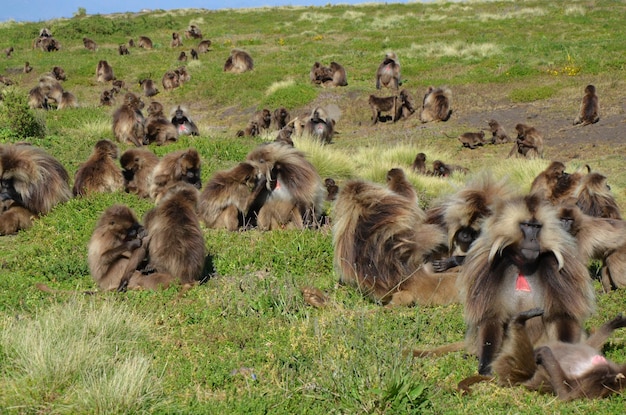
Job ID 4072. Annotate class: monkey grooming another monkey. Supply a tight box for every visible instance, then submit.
[507,123,544,159]
[144,101,178,146]
[487,119,511,144]
[120,148,160,198]
[573,84,599,126]
[149,148,202,202]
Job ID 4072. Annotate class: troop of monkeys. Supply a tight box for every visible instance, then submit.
[333,157,626,400]
[4,26,618,402]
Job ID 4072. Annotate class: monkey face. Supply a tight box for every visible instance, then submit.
[519,221,542,262]
[0,178,23,205]
[454,226,479,253]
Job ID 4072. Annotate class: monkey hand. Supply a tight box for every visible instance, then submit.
[127,238,142,250]
[117,278,129,292]
[431,259,452,273]
[534,346,550,365]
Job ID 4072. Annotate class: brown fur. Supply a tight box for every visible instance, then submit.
[0,144,71,232]
[529,161,587,205]
[96,60,114,83]
[369,89,415,125]
[190,49,198,60]
[120,148,159,198]
[236,121,261,137]
[144,101,178,146]
[272,107,291,130]
[458,194,595,375]
[305,107,334,143]
[0,199,34,236]
[420,86,452,122]
[375,52,401,90]
[185,25,203,40]
[73,140,124,196]
[324,178,339,202]
[51,66,66,81]
[411,152,428,175]
[88,205,160,291]
[432,160,468,177]
[112,92,145,147]
[178,51,187,62]
[458,131,486,149]
[224,49,253,73]
[38,75,63,105]
[197,39,211,53]
[83,37,97,51]
[574,172,621,219]
[139,78,159,97]
[142,182,206,285]
[23,61,33,73]
[332,179,459,306]
[171,106,199,136]
[28,86,48,109]
[310,62,333,85]
[323,61,348,87]
[573,84,599,126]
[57,91,78,110]
[199,162,259,231]
[118,44,130,55]
[171,32,183,47]
[508,123,544,159]
[4,46,13,57]
[149,148,202,202]
[386,168,417,202]
[138,36,153,49]
[162,70,180,91]
[99,89,115,106]
[488,119,512,144]
[245,142,325,230]
[476,309,626,401]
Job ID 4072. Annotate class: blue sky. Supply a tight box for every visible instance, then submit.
[1,1,416,23]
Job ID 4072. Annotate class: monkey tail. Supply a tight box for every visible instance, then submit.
[405,340,465,358]
[457,375,494,395]
[35,283,97,295]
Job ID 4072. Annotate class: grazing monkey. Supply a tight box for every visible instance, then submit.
[199,162,259,231]
[128,39,135,47]
[190,49,198,60]
[23,61,33,73]
[139,78,159,97]
[369,89,415,125]
[144,101,178,146]
[0,199,34,235]
[162,70,180,91]
[223,49,253,73]
[178,51,187,62]
[171,105,199,136]
[458,131,486,149]
[73,140,124,196]
[236,121,261,138]
[375,52,401,90]
[138,36,153,49]
[245,142,325,230]
[96,60,114,83]
[149,148,202,202]
[420,86,452,122]
[487,119,511,144]
[508,123,544,159]
[197,39,211,53]
[0,144,72,234]
[100,89,115,106]
[120,148,159,198]
[57,91,78,110]
[51,66,67,81]
[573,84,599,126]
[4,46,14,58]
[432,160,468,177]
[333,179,459,306]
[411,152,428,175]
[112,92,145,147]
[139,182,206,286]
[38,74,63,105]
[305,107,335,144]
[328,61,348,87]
[83,37,97,51]
[458,194,594,375]
[272,107,291,130]
[574,172,621,219]
[28,86,49,110]
[461,309,626,401]
[386,168,417,202]
[118,44,130,55]
[171,32,182,47]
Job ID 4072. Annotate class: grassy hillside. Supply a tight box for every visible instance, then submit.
[1,1,626,413]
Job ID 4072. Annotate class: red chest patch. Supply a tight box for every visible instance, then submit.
[515,274,531,292]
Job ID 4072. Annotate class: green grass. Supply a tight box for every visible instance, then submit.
[1,1,626,413]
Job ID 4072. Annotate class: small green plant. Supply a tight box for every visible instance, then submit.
[509,85,556,103]
[0,88,46,139]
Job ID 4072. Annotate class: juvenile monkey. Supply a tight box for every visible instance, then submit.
[573,84,599,125]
